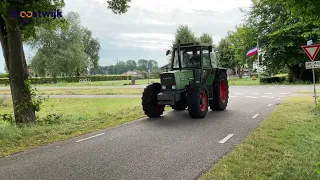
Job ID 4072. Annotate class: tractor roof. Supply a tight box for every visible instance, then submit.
[172,42,212,48]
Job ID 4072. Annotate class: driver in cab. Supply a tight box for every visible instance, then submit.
[189,50,200,65]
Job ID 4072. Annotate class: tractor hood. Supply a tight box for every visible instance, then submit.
[160,70,194,89]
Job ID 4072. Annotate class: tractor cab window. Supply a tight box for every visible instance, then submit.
[210,52,218,68]
[172,47,201,69]
[202,50,211,68]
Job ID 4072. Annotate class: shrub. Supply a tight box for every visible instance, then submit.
[0,73,9,78]
[260,76,287,84]
[0,75,132,85]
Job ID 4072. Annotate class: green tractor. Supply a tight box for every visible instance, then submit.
[141,41,229,119]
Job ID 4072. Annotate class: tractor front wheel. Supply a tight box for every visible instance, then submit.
[142,83,165,117]
[210,70,229,111]
[187,84,209,118]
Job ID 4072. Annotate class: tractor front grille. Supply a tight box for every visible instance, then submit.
[160,73,175,85]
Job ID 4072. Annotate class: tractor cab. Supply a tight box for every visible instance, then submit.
[166,42,218,71]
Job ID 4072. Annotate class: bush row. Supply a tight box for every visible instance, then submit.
[260,75,287,84]
[0,75,133,85]
[0,73,9,78]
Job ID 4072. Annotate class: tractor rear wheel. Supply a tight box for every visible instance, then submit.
[142,83,165,117]
[187,84,209,118]
[210,70,229,111]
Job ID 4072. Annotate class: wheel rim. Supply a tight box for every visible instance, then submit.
[220,79,227,102]
[200,91,207,111]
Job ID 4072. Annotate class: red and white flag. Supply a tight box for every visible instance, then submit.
[247,47,259,57]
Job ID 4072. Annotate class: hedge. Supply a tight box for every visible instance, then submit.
[0,75,132,85]
[260,75,287,84]
[0,73,9,78]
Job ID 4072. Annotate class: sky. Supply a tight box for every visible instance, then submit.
[0,0,252,72]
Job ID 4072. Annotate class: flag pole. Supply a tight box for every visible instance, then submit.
[257,37,260,84]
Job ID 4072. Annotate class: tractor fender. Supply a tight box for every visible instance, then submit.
[215,67,227,80]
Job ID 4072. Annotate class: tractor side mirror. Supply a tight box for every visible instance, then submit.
[166,50,171,56]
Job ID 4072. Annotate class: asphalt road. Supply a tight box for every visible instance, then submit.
[0,85,316,180]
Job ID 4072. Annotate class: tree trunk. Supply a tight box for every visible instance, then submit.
[0,10,36,124]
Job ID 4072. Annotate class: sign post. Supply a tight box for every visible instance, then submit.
[301,43,320,105]
[147,63,150,84]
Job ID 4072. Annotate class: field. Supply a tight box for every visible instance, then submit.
[200,96,320,180]
[0,97,171,157]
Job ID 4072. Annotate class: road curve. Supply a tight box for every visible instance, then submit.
[0,86,306,180]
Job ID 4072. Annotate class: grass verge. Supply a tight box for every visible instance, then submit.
[0,79,160,87]
[200,96,320,180]
[297,90,320,95]
[0,98,170,158]
[0,88,144,95]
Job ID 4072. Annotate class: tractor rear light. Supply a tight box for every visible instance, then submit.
[162,85,166,89]
[172,85,176,89]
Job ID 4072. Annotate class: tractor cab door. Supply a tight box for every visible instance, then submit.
[201,48,216,99]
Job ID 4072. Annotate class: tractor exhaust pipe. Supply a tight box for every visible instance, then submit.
[177,40,182,71]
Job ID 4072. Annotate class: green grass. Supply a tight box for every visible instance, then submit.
[0,98,170,157]
[229,78,260,86]
[0,79,160,87]
[0,88,144,95]
[297,90,320,95]
[200,96,320,180]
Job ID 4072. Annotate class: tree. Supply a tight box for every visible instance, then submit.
[227,24,256,78]
[29,12,88,77]
[0,0,131,124]
[174,25,197,44]
[199,33,213,44]
[217,37,237,69]
[266,0,320,24]
[125,60,137,71]
[247,0,319,82]
[137,59,149,71]
[82,27,100,73]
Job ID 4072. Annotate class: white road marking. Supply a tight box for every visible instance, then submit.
[245,96,258,98]
[76,133,105,142]
[234,93,244,95]
[281,87,285,88]
[277,98,281,100]
[261,96,274,99]
[252,114,260,118]
[251,93,259,95]
[268,104,272,106]
[278,95,285,97]
[265,93,273,94]
[218,134,234,144]
[279,93,288,95]
[229,95,237,98]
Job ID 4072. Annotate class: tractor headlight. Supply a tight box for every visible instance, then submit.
[172,85,176,89]
[162,85,166,89]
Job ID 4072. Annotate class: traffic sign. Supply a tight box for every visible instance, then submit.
[307,40,313,45]
[147,63,150,70]
[305,61,320,69]
[301,44,320,61]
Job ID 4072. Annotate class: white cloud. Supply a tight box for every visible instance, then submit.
[0,0,252,72]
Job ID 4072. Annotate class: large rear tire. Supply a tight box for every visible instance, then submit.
[142,83,165,117]
[210,70,229,111]
[187,84,209,118]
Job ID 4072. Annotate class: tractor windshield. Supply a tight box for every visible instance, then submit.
[172,47,201,69]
